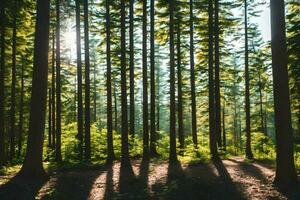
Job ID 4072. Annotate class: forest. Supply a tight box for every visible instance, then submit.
[0,0,299,199]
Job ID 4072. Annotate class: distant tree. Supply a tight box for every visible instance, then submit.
[17,60,24,156]
[17,0,50,179]
[270,0,298,189]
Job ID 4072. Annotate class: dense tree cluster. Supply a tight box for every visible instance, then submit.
[0,0,299,190]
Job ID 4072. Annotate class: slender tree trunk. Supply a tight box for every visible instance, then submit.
[120,0,130,166]
[156,65,160,133]
[189,0,197,147]
[169,0,177,163]
[17,59,24,156]
[0,0,6,166]
[17,0,50,179]
[55,0,62,162]
[51,31,56,149]
[106,0,115,163]
[177,20,184,150]
[84,0,91,161]
[214,0,222,148]
[270,0,297,189]
[48,88,52,148]
[93,66,96,122]
[222,103,226,150]
[113,81,118,132]
[9,0,17,160]
[258,71,265,135]
[129,0,135,139]
[208,0,218,158]
[75,0,83,160]
[142,0,149,160]
[244,0,253,160]
[150,0,157,156]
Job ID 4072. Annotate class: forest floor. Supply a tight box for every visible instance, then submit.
[0,156,299,200]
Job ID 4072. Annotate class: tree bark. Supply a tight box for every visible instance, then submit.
[51,31,56,149]
[0,0,5,166]
[244,0,253,159]
[84,0,91,161]
[169,0,177,163]
[214,0,222,148]
[150,0,157,156]
[142,0,149,160]
[270,0,297,189]
[75,0,83,160]
[129,0,135,139]
[55,0,62,162]
[177,19,184,150]
[9,0,17,160]
[120,0,131,166]
[106,0,115,163]
[208,0,218,158]
[189,0,197,147]
[17,0,50,179]
[17,57,24,156]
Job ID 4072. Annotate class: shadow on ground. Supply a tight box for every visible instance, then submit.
[0,175,48,200]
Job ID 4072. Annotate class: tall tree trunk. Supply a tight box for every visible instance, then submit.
[0,0,6,166]
[9,0,17,160]
[84,0,91,161]
[189,0,197,147]
[55,0,62,162]
[177,19,184,150]
[270,0,297,189]
[18,58,24,156]
[17,0,50,179]
[129,0,135,139]
[258,71,265,135]
[75,0,83,160]
[48,88,51,148]
[169,0,177,163]
[113,80,118,132]
[93,66,96,122]
[208,0,218,158]
[106,0,115,163]
[244,0,253,160]
[120,0,130,166]
[150,0,157,156]
[156,64,160,133]
[51,31,56,149]
[214,0,222,148]
[142,0,149,160]
[222,103,226,150]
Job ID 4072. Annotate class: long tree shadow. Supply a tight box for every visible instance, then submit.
[0,174,48,200]
[103,163,114,200]
[41,166,107,200]
[212,158,246,200]
[226,158,269,183]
